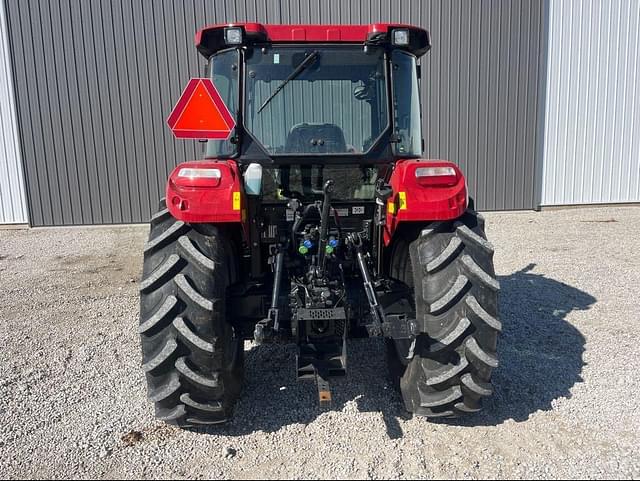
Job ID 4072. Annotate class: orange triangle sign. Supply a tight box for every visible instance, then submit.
[167,78,236,139]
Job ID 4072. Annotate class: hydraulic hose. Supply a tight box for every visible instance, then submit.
[316,180,334,277]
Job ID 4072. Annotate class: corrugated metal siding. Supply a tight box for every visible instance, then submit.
[0,0,27,224]
[542,0,640,206]
[5,0,548,226]
[420,0,549,210]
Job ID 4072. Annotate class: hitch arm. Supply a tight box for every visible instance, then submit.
[269,247,285,332]
[349,234,385,336]
[349,235,418,340]
[254,245,285,344]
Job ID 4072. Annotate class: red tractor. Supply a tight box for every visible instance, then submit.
[139,23,500,427]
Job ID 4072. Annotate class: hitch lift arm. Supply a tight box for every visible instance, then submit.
[348,233,419,341]
[348,233,386,336]
[254,244,285,344]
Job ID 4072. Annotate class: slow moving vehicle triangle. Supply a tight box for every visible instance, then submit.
[167,78,235,139]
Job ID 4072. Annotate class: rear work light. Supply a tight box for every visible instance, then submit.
[175,167,222,187]
[415,166,458,187]
[392,29,410,46]
[224,27,243,45]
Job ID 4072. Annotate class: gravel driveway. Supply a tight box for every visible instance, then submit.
[0,206,639,479]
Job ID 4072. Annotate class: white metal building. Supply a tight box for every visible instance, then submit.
[541,0,640,206]
[0,0,27,224]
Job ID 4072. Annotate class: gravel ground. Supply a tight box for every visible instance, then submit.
[0,206,639,479]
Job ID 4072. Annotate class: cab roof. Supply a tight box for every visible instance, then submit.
[195,23,430,58]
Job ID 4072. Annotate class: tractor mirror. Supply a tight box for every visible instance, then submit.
[375,182,393,204]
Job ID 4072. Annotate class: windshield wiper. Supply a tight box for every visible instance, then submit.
[257,51,320,114]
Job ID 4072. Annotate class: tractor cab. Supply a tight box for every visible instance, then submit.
[199,24,429,168]
[198,24,429,214]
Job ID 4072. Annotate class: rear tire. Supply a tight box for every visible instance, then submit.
[386,210,500,418]
[139,199,244,427]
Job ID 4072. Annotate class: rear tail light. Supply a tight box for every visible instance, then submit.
[415,166,458,187]
[175,167,222,187]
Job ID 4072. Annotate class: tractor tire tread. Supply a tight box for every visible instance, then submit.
[138,295,178,334]
[144,221,188,255]
[173,317,216,353]
[386,209,500,419]
[139,254,182,294]
[139,206,244,427]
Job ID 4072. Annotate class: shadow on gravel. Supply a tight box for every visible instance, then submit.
[204,338,410,439]
[444,262,594,427]
[200,263,594,437]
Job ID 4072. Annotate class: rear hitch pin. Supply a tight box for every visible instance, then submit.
[315,369,332,410]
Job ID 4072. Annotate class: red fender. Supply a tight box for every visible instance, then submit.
[384,160,467,245]
[166,160,248,237]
